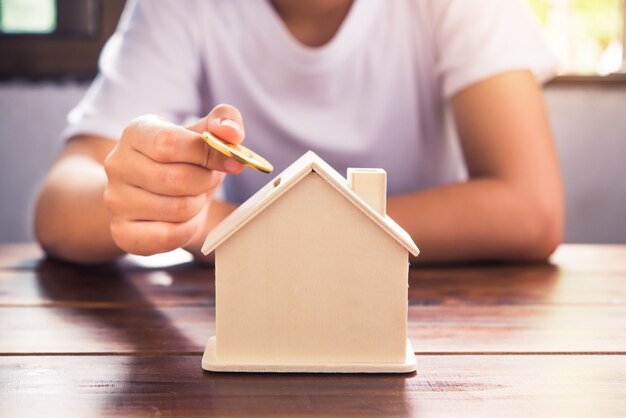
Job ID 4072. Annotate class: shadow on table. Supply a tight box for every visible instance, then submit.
[198,370,416,416]
[34,258,205,349]
[33,259,203,414]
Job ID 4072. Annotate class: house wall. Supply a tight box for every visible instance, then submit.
[216,172,408,364]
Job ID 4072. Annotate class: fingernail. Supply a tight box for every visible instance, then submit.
[218,118,243,134]
[224,158,243,173]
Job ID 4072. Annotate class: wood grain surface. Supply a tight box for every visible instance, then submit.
[2,355,625,418]
[1,244,625,417]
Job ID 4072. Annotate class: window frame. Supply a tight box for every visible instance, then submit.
[0,0,126,80]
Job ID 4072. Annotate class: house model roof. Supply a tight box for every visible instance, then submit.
[202,151,420,256]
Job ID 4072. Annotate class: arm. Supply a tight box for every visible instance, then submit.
[387,70,563,263]
[34,136,124,263]
[34,106,244,264]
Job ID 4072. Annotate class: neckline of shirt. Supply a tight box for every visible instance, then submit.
[249,0,379,73]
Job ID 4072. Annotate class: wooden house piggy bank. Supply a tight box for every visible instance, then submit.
[201,151,419,373]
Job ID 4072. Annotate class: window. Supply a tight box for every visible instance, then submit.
[0,0,56,34]
[0,0,102,37]
[0,0,125,79]
[529,0,625,76]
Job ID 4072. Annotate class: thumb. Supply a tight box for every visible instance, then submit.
[186,104,245,146]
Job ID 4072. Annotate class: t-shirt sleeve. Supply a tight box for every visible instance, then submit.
[428,0,559,99]
[62,0,203,141]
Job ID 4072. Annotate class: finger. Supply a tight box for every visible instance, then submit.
[105,183,207,222]
[126,114,242,172]
[111,217,200,256]
[108,149,225,196]
[186,103,246,146]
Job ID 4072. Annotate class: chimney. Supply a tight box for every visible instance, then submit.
[347,168,387,216]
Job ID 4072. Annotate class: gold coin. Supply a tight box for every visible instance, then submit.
[201,131,274,174]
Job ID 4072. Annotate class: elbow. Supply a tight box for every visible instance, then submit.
[33,190,61,258]
[526,216,562,262]
[34,223,72,265]
[36,227,121,266]
[33,192,75,264]
[516,195,564,262]
[33,190,121,265]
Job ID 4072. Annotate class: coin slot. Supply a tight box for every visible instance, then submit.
[273,177,281,187]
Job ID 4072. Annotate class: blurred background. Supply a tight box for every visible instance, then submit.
[0,0,625,244]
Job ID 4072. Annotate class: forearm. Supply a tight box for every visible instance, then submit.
[388,178,562,263]
[34,150,124,264]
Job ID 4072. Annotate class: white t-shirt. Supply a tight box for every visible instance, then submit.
[64,0,556,203]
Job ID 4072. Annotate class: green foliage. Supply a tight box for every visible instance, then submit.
[572,0,621,47]
[528,0,622,48]
[528,0,551,25]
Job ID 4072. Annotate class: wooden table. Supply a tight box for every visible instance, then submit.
[1,244,625,417]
